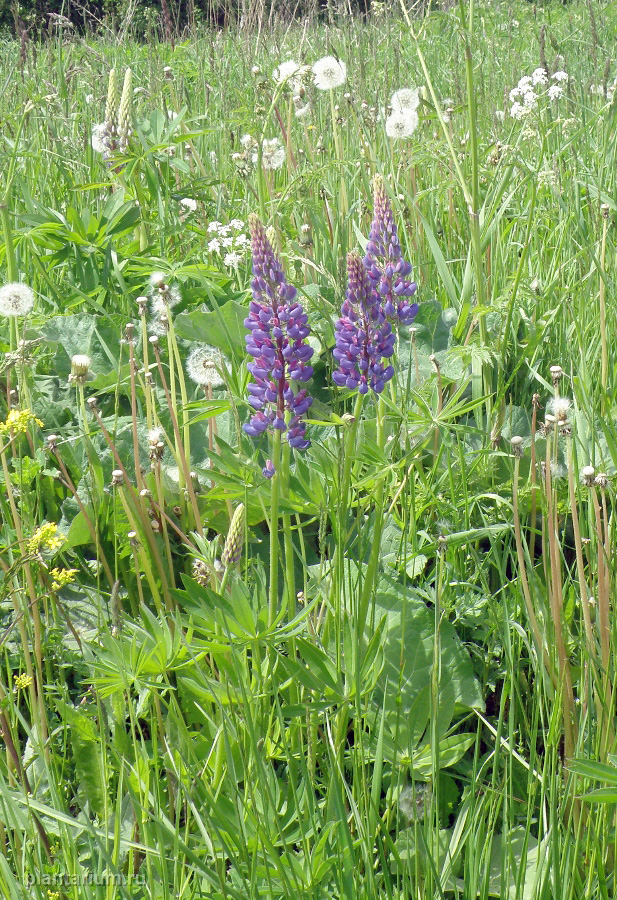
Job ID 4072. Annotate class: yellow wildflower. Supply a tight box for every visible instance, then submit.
[27,523,65,555]
[0,408,43,436]
[14,673,33,691]
[50,567,78,590]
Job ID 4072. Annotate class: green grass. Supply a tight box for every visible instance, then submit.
[1,1,617,897]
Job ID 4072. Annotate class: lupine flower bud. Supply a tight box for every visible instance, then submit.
[105,68,119,135]
[364,174,418,325]
[243,215,314,449]
[118,68,133,150]
[222,503,245,566]
[332,252,395,395]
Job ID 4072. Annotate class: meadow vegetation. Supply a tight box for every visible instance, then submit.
[2,1,617,896]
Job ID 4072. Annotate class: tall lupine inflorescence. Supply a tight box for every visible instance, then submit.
[333,253,396,395]
[243,215,314,451]
[364,175,418,325]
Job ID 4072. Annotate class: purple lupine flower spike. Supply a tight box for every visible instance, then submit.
[364,174,419,326]
[243,215,314,451]
[333,252,396,395]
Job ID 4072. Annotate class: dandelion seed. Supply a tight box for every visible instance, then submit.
[91,122,110,154]
[547,396,571,421]
[399,783,431,824]
[313,55,347,90]
[0,282,35,317]
[186,345,224,388]
[273,59,301,84]
[391,87,420,113]
[385,109,418,139]
[258,137,286,171]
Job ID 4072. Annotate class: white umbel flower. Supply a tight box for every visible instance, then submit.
[385,109,419,139]
[548,84,563,101]
[391,88,420,113]
[552,70,569,82]
[180,197,197,212]
[0,282,35,317]
[186,346,224,387]
[313,56,347,90]
[532,67,548,85]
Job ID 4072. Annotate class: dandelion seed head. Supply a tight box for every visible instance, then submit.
[186,345,224,387]
[0,282,35,317]
[313,55,347,90]
[71,354,91,374]
[399,783,431,824]
[273,59,301,84]
[391,87,420,113]
[547,396,571,421]
[385,109,419,139]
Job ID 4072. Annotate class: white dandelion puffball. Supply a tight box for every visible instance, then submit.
[385,109,419,139]
[91,123,108,154]
[186,345,224,387]
[391,88,420,113]
[0,282,35,317]
[313,56,347,90]
[71,354,91,373]
[258,138,286,171]
[273,59,301,84]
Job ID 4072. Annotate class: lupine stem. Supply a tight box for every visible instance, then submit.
[268,430,282,626]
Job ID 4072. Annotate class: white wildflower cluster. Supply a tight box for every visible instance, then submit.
[508,69,570,119]
[385,87,420,140]
[206,219,249,270]
[179,197,197,214]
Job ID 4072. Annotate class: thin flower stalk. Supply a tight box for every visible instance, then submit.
[150,339,203,536]
[89,403,174,609]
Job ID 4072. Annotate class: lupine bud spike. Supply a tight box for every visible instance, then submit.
[222,503,245,567]
[105,68,119,133]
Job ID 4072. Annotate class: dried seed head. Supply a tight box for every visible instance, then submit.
[595,473,609,489]
[581,465,596,487]
[111,469,124,486]
[510,435,524,457]
[601,203,610,218]
[549,365,563,385]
